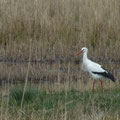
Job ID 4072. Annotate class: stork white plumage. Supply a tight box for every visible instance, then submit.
[75,47,115,92]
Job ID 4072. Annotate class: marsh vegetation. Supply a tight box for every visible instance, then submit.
[0,0,120,119]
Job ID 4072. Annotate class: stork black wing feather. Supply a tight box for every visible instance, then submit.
[92,70,115,82]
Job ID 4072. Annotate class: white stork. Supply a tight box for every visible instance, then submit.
[75,47,115,92]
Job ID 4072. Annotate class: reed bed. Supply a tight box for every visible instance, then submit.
[0,0,119,60]
[0,0,119,119]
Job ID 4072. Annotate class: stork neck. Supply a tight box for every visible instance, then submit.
[83,52,88,62]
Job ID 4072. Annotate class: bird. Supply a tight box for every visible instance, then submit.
[75,47,115,92]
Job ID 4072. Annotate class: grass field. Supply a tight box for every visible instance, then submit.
[0,0,120,119]
[0,86,120,120]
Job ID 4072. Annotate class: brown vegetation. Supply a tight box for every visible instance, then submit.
[0,0,119,60]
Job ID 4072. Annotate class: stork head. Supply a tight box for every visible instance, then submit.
[75,47,88,56]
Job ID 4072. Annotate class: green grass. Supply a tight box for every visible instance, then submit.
[9,86,39,106]
[80,89,120,113]
[8,86,120,115]
[9,87,80,110]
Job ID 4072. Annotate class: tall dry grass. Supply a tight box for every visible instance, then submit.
[0,0,119,84]
[0,0,119,60]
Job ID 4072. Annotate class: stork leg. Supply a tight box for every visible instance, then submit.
[100,80,104,91]
[92,80,95,92]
